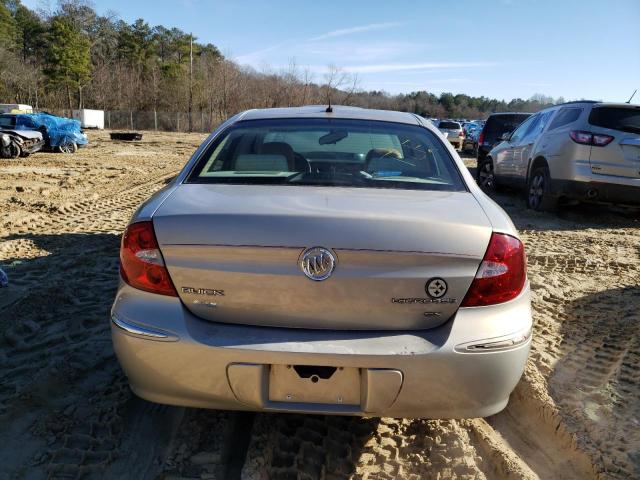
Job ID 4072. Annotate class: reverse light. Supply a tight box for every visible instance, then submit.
[120,221,177,296]
[569,130,614,147]
[461,233,526,307]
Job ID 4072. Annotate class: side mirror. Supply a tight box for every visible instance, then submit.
[499,132,512,141]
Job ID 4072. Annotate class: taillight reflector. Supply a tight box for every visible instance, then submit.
[461,233,526,307]
[569,130,614,147]
[120,221,177,296]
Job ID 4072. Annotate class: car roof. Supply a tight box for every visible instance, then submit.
[237,105,422,126]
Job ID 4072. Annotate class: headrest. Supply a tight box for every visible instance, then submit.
[235,154,289,171]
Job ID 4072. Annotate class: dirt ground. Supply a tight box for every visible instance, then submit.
[0,130,638,480]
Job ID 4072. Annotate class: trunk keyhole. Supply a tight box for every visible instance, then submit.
[311,375,319,383]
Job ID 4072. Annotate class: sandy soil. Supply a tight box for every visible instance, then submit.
[0,131,638,479]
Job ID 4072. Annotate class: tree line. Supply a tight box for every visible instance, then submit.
[0,0,565,129]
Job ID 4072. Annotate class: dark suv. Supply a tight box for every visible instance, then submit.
[477,113,531,164]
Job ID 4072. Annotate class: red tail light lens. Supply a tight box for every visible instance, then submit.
[459,131,465,137]
[478,132,485,145]
[461,233,526,307]
[591,133,614,146]
[120,221,177,296]
[570,130,615,147]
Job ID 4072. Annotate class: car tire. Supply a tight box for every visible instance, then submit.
[476,159,496,191]
[57,142,78,154]
[7,143,21,159]
[527,165,557,211]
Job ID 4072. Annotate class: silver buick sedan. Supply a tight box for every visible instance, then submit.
[111,106,532,418]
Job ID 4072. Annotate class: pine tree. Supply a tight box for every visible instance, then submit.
[44,16,91,110]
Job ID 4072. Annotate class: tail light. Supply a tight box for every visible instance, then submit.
[592,133,615,146]
[120,221,177,296]
[461,233,526,307]
[570,130,614,147]
[459,131,465,137]
[478,131,485,145]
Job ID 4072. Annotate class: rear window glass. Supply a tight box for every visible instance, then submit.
[483,114,530,139]
[588,107,640,134]
[548,108,582,130]
[188,118,466,192]
[438,121,460,130]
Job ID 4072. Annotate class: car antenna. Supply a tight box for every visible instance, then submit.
[626,89,637,104]
[326,88,333,113]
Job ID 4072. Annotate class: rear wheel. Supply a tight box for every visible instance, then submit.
[476,159,495,191]
[527,165,557,211]
[57,142,77,154]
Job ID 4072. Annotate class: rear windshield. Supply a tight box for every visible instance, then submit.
[187,118,466,192]
[588,107,640,134]
[483,114,530,140]
[438,121,460,130]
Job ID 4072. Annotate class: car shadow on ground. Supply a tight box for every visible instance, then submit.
[463,164,640,232]
[0,231,181,478]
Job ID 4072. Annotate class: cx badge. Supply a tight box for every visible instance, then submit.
[426,278,447,299]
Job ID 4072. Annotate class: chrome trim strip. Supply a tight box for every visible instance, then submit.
[455,328,532,353]
[111,314,179,342]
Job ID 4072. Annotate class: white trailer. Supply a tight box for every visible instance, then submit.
[72,109,105,129]
[0,104,33,114]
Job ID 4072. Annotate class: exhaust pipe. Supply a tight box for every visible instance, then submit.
[586,188,599,199]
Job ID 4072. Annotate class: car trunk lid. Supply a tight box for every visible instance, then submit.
[153,184,493,330]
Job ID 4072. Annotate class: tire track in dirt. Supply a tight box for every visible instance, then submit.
[241,414,494,480]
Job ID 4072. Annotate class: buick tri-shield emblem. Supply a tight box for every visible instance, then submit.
[300,247,336,281]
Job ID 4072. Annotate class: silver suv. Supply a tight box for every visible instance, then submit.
[479,101,640,210]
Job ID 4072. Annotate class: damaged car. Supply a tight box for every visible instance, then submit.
[0,112,88,153]
[0,128,44,158]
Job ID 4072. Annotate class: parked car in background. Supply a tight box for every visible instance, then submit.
[111,106,531,419]
[480,101,640,210]
[463,122,482,154]
[0,113,88,153]
[477,113,531,168]
[437,120,464,150]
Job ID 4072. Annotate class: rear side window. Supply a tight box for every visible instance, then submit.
[548,108,582,130]
[0,116,16,128]
[438,121,460,130]
[188,118,466,192]
[588,107,640,134]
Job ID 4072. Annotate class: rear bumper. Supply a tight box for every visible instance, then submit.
[551,179,640,206]
[111,283,532,418]
[446,137,463,148]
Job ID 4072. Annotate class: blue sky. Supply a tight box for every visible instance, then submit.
[25,0,640,102]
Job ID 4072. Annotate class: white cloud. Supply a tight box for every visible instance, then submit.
[308,22,403,41]
[337,62,497,74]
